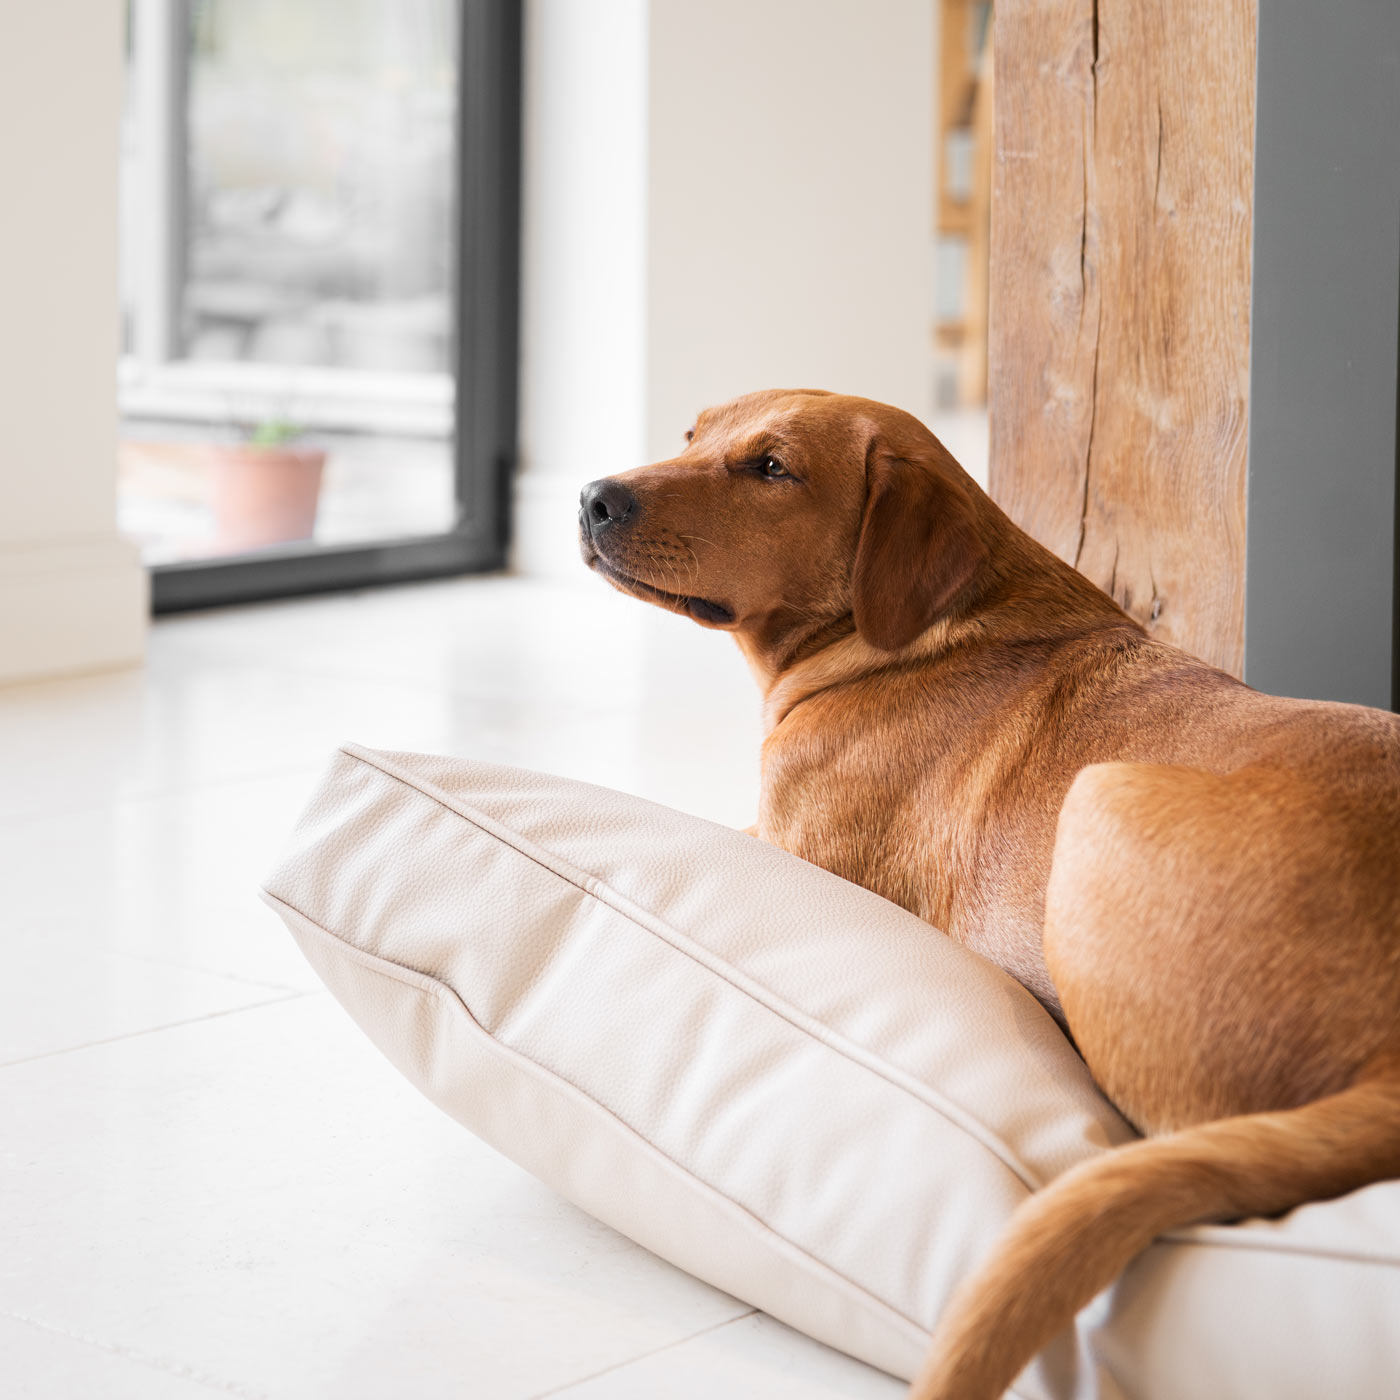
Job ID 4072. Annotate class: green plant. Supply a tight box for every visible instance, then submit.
[245,416,304,448]
[223,391,310,448]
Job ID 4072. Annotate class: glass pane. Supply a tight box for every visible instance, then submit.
[183,0,456,372]
[118,0,461,567]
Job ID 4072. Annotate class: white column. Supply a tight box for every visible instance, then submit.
[0,3,148,683]
[515,0,933,579]
[513,0,650,579]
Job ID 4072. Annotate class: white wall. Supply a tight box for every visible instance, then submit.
[645,0,932,461]
[0,4,147,683]
[515,0,932,576]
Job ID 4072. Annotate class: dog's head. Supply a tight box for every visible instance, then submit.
[579,389,989,659]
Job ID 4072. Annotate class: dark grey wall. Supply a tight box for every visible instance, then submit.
[1245,4,1400,710]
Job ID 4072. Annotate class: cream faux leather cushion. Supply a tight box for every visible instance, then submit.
[261,744,1400,1399]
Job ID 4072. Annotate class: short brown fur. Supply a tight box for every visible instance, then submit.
[579,390,1400,1399]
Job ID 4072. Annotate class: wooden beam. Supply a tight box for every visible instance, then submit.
[988,0,1256,675]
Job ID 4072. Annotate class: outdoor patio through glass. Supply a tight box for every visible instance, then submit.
[119,0,461,570]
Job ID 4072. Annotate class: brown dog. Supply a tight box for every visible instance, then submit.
[578,388,1400,1400]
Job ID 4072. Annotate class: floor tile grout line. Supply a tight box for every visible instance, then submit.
[0,654,657,830]
[0,760,332,831]
[141,651,656,718]
[527,1308,761,1399]
[0,1307,270,1400]
[0,991,319,1071]
[106,945,311,996]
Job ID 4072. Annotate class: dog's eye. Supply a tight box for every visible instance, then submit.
[757,455,789,479]
[684,428,695,443]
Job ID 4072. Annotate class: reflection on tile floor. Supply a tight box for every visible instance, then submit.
[0,572,901,1399]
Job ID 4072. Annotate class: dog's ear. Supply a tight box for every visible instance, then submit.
[852,435,989,651]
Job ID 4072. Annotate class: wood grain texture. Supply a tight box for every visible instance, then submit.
[988,0,1255,674]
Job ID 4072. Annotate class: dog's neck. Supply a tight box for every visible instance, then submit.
[740,505,1135,734]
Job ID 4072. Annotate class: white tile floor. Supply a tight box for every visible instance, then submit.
[0,573,904,1400]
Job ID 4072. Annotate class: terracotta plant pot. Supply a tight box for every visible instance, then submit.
[204,444,327,553]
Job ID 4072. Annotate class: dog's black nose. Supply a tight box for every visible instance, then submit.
[580,478,637,530]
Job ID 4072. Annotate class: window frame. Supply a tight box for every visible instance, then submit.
[136,0,521,613]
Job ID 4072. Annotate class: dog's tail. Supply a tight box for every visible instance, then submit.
[907,1065,1400,1400]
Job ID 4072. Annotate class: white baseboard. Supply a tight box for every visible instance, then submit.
[0,536,149,685]
[511,471,591,582]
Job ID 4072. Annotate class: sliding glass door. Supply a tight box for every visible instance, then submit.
[118,0,518,610]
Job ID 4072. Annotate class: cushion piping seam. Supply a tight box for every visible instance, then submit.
[287,746,1400,1278]
[260,887,942,1348]
[336,743,1059,1195]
